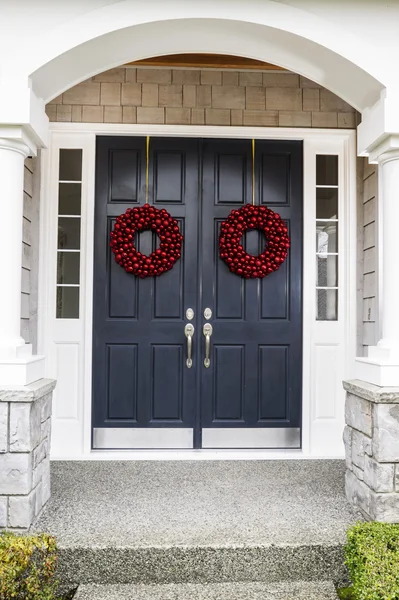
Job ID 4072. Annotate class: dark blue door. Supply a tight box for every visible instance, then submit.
[200,139,302,448]
[92,137,302,449]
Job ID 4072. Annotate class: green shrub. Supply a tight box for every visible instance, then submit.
[337,588,356,600]
[345,522,399,600]
[0,531,58,600]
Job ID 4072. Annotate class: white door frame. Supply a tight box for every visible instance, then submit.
[39,123,357,460]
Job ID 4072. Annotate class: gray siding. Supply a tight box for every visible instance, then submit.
[21,155,40,352]
[361,158,378,352]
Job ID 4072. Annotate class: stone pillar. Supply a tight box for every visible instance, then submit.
[0,379,56,530]
[344,380,399,522]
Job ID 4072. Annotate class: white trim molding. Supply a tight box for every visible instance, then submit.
[49,122,357,140]
[39,123,357,459]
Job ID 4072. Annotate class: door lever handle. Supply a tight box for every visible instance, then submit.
[203,323,213,368]
[184,323,195,368]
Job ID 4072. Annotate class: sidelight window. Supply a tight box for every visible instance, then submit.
[56,149,83,318]
[315,155,339,321]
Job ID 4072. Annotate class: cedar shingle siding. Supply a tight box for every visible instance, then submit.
[46,68,356,128]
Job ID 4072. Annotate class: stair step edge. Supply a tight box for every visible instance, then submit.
[74,581,339,600]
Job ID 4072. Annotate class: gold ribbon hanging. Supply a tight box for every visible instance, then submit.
[145,135,150,204]
[252,139,255,205]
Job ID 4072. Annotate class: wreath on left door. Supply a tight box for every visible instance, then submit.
[110,205,183,277]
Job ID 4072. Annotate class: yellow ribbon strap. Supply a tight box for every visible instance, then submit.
[252,139,255,205]
[145,135,150,204]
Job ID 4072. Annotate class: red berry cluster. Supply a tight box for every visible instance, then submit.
[219,204,290,278]
[110,205,183,277]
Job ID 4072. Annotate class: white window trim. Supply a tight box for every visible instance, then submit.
[39,123,357,460]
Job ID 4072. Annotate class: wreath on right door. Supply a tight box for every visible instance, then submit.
[219,204,290,279]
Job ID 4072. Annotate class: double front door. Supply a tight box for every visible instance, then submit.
[92,136,302,449]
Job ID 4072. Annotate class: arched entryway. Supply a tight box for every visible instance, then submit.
[38,51,357,456]
[25,1,383,111]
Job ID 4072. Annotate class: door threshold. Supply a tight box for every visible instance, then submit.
[50,449,348,461]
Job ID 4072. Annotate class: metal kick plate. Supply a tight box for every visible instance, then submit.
[202,428,301,449]
[204,308,212,320]
[93,428,194,449]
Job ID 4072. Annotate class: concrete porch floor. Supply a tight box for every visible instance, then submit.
[33,460,362,587]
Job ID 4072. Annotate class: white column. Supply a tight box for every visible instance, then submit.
[0,139,30,357]
[377,151,399,355]
[356,144,399,385]
[0,133,44,385]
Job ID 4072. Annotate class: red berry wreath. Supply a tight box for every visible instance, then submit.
[219,204,290,278]
[110,204,183,277]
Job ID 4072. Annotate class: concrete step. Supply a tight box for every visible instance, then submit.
[34,461,357,588]
[58,544,347,587]
[74,581,339,600]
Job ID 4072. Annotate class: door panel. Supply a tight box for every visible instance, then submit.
[201,139,302,448]
[258,345,288,420]
[151,345,183,420]
[92,137,199,448]
[109,148,141,203]
[106,344,138,420]
[213,345,245,421]
[259,151,291,206]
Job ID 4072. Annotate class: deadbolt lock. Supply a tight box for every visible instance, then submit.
[204,308,212,320]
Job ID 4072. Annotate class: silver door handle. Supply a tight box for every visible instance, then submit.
[184,323,194,368]
[203,323,213,368]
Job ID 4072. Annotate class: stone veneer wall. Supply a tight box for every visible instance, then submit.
[0,380,55,530]
[45,67,356,128]
[21,155,40,353]
[344,380,399,522]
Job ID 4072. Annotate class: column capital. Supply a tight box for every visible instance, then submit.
[369,135,399,164]
[357,89,399,159]
[0,126,38,157]
[0,80,48,149]
[0,137,31,158]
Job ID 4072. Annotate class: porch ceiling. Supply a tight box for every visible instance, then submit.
[126,54,285,70]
